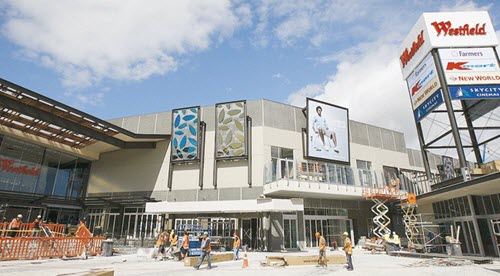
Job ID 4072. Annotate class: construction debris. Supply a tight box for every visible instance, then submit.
[407,258,473,267]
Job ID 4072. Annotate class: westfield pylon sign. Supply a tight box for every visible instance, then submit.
[399,11,497,79]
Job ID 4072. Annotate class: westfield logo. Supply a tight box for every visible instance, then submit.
[431,21,486,36]
[400,30,425,68]
[0,158,42,176]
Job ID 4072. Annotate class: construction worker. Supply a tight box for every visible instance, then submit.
[194,231,212,270]
[156,231,168,260]
[33,215,42,237]
[180,232,190,260]
[169,233,178,252]
[169,229,175,245]
[342,232,353,271]
[8,214,22,237]
[315,232,327,267]
[233,232,241,260]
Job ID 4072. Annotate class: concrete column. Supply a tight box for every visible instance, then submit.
[262,212,271,251]
[297,211,306,250]
[468,195,486,256]
[269,212,284,251]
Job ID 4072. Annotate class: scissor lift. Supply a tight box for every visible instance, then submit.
[362,184,401,238]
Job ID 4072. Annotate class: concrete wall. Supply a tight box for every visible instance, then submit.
[88,140,170,194]
[89,99,435,197]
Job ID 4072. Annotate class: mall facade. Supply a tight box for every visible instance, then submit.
[2,78,499,256]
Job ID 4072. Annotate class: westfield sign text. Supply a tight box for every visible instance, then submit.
[400,30,425,68]
[431,21,487,36]
[0,158,42,176]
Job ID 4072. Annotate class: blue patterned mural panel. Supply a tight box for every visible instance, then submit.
[171,107,199,161]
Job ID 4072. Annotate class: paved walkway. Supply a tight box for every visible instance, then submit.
[1,248,499,276]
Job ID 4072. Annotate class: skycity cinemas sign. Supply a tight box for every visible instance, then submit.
[400,30,425,69]
[431,21,487,36]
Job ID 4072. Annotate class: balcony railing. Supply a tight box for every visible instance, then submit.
[264,159,435,196]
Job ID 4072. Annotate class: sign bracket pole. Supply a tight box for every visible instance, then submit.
[431,49,468,169]
[461,101,483,165]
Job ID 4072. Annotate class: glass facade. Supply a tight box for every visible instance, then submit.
[0,134,91,198]
[432,196,471,219]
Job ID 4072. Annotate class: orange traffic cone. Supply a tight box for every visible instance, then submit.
[242,252,248,268]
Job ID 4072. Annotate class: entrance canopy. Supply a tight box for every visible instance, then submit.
[145,198,304,214]
[0,79,169,160]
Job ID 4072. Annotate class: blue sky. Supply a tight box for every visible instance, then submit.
[1,0,499,155]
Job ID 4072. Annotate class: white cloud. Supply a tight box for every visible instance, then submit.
[439,0,492,12]
[287,83,325,107]
[288,38,419,146]
[1,0,243,89]
[252,0,372,47]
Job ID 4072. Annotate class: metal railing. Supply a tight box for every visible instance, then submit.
[264,159,436,195]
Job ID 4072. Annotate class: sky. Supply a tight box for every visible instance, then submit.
[1,0,500,160]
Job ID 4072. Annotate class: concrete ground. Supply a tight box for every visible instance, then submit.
[1,248,500,276]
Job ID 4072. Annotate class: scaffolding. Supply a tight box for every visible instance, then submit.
[400,193,419,248]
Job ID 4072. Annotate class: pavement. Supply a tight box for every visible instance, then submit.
[1,248,500,276]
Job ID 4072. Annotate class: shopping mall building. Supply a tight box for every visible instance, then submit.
[1,77,499,256]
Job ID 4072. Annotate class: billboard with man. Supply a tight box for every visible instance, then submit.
[306,98,350,164]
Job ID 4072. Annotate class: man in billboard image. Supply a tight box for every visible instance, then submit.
[312,106,339,153]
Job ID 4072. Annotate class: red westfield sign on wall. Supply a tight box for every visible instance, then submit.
[0,158,42,176]
[400,30,425,68]
[431,21,487,36]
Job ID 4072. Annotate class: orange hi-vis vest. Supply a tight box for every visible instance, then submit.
[156,234,166,247]
[344,237,353,255]
[182,236,190,249]
[204,238,211,252]
[171,235,178,246]
[9,218,20,229]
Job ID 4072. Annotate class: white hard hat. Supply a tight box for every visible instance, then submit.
[37,215,42,218]
[17,214,23,218]
[343,231,348,236]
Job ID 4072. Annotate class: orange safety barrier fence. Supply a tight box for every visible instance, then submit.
[0,223,66,238]
[0,236,105,261]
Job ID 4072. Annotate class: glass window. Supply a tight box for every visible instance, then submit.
[463,196,471,216]
[491,194,500,214]
[36,150,60,195]
[271,146,279,158]
[53,153,77,197]
[15,142,44,193]
[472,196,486,216]
[69,159,90,198]
[484,195,495,215]
[280,148,293,159]
[0,136,25,191]
[356,160,372,170]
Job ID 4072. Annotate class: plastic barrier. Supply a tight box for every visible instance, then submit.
[0,223,66,238]
[0,236,104,261]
